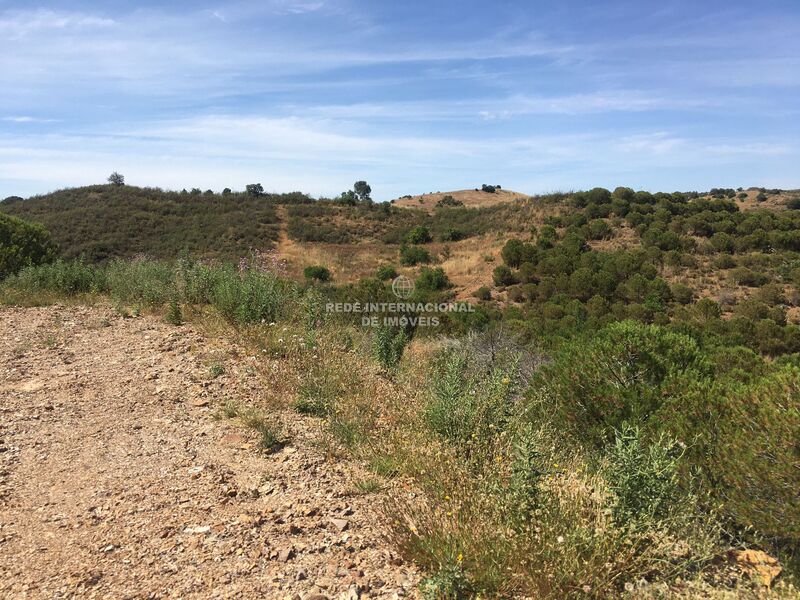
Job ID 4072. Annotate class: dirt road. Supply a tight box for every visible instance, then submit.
[0,306,416,599]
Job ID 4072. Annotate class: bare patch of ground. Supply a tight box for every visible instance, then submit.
[0,305,417,599]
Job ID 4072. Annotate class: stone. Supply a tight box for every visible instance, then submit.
[330,519,349,533]
[731,549,782,587]
[277,547,294,562]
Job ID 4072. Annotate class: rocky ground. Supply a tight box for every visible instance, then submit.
[0,305,418,599]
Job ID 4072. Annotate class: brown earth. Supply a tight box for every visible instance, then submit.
[0,305,417,599]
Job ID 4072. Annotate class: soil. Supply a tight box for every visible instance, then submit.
[0,305,417,599]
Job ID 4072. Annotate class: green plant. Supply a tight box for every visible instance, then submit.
[209,363,225,378]
[252,420,286,453]
[420,564,473,600]
[416,267,451,292]
[354,478,383,494]
[606,423,684,528]
[406,226,433,244]
[303,265,331,283]
[492,265,516,286]
[528,321,712,447]
[400,245,431,266]
[376,265,398,280]
[165,296,183,325]
[0,213,57,279]
[373,325,408,371]
[473,286,491,301]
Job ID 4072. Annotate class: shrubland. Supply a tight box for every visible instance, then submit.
[2,184,800,597]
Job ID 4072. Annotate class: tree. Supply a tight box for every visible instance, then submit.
[354,180,372,204]
[338,190,358,206]
[246,183,264,197]
[0,213,58,279]
[107,172,125,186]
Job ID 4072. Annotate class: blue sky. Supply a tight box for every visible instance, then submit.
[0,0,798,200]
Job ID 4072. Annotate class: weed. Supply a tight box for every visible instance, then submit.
[420,563,472,600]
[373,325,408,371]
[252,420,286,453]
[353,478,383,494]
[209,363,225,379]
[165,296,183,325]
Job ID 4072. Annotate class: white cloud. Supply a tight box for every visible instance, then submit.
[0,8,115,39]
[2,115,55,123]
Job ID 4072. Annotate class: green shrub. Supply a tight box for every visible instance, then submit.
[436,195,463,208]
[0,213,57,279]
[376,264,398,280]
[303,265,332,282]
[492,265,517,286]
[106,260,176,306]
[424,347,516,447]
[2,260,106,296]
[165,296,183,325]
[416,267,451,292]
[373,325,408,370]
[731,267,769,287]
[671,283,694,305]
[606,423,684,528]
[210,267,293,326]
[400,245,431,266]
[406,226,432,244]
[658,367,800,545]
[473,286,491,301]
[528,321,711,447]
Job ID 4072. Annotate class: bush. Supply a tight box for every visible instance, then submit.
[671,283,694,305]
[501,239,536,268]
[606,423,684,528]
[416,267,451,292]
[528,321,711,447]
[376,265,398,280]
[436,195,463,208]
[473,286,491,301]
[400,245,431,266]
[406,226,432,244]
[2,260,106,297]
[210,267,293,326]
[492,265,517,287]
[731,267,769,287]
[373,325,408,370]
[658,367,800,545]
[0,213,57,279]
[303,265,332,282]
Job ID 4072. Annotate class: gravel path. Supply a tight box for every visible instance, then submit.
[0,305,417,599]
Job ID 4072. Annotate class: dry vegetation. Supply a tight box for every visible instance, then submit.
[3,183,800,598]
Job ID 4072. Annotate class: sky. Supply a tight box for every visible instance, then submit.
[0,0,798,200]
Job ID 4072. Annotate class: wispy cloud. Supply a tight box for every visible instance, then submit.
[0,8,115,39]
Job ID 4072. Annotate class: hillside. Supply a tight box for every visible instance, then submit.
[392,187,528,212]
[0,185,295,262]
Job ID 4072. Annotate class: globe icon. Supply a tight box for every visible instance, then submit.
[391,275,414,299]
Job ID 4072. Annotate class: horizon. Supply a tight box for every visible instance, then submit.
[1,1,799,200]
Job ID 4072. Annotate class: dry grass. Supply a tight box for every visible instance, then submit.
[393,188,529,212]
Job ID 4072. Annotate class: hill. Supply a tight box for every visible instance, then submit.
[392,187,528,212]
[0,185,296,262]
